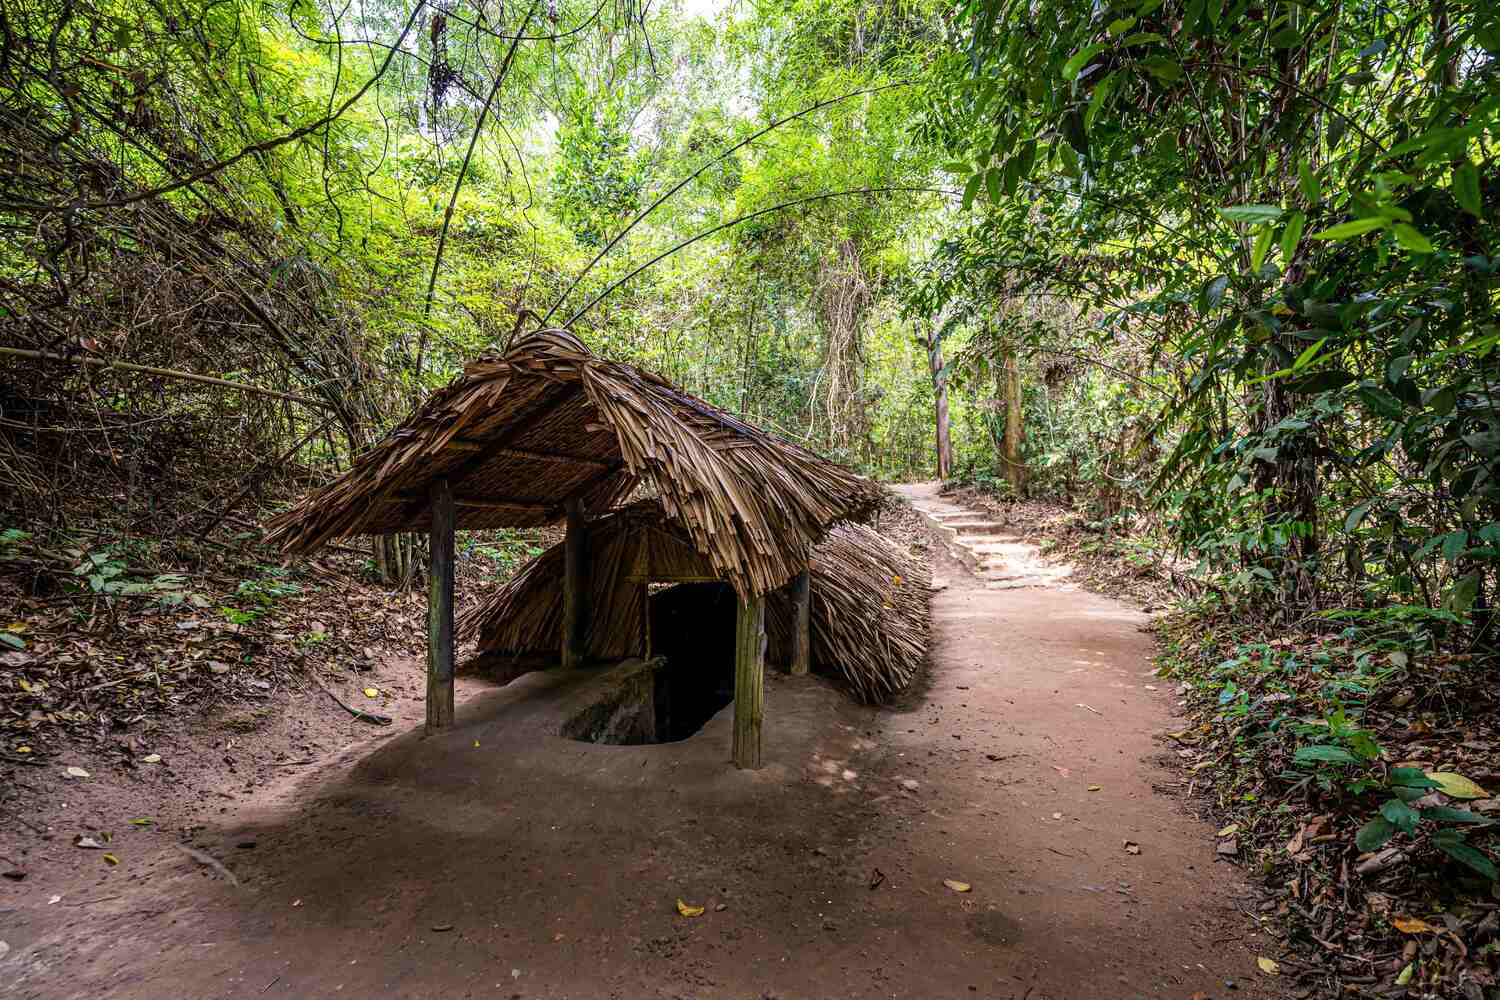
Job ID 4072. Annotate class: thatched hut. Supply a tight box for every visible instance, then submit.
[265,329,885,768]
[461,500,928,705]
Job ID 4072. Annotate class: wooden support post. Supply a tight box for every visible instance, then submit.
[425,479,456,732]
[638,582,651,658]
[790,570,811,677]
[733,594,766,770]
[562,497,590,668]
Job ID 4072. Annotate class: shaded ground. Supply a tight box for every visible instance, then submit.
[1,486,1281,999]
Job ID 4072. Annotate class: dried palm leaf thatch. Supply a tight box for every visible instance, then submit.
[461,501,928,704]
[265,330,881,599]
[770,521,929,703]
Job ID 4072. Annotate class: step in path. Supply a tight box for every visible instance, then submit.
[894,481,1076,590]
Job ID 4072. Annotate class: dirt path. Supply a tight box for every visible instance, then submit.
[2,485,1279,1000]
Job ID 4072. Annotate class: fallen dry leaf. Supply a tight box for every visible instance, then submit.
[1426,772,1490,799]
[362,687,380,699]
[1217,823,1239,837]
[1123,841,1141,855]
[102,853,119,866]
[1392,915,1439,934]
[63,766,89,779]
[676,899,705,917]
[942,879,972,893]
[1257,956,1280,975]
[1087,784,1102,791]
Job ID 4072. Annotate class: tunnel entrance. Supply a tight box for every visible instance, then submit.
[650,582,737,742]
[561,583,736,745]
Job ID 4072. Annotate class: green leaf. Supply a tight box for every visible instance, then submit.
[1391,767,1440,789]
[1355,816,1396,852]
[1386,354,1413,383]
[1062,110,1089,156]
[1380,798,1421,835]
[1358,386,1405,419]
[940,162,971,175]
[1392,224,1434,254]
[1251,224,1274,272]
[985,167,1002,203]
[1432,833,1498,880]
[1062,44,1107,80]
[1453,163,1481,217]
[961,173,982,211]
[1294,745,1357,764]
[1107,16,1136,36]
[1269,26,1302,47]
[1312,217,1387,240]
[1085,72,1119,131]
[1298,160,1321,202]
[0,632,23,651]
[1291,337,1328,370]
[1286,370,1353,394]
[1344,502,1372,532]
[1442,530,1468,563]
[1198,274,1230,313]
[1280,212,1306,262]
[1139,55,1181,82]
[1217,204,1283,225]
[1016,139,1037,178]
[1421,806,1490,824]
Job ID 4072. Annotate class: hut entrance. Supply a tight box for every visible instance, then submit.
[560,582,737,746]
[650,583,737,742]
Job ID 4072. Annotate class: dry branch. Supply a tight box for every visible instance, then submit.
[0,349,336,410]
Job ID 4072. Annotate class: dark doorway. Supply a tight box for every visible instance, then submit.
[562,582,736,746]
[649,582,737,742]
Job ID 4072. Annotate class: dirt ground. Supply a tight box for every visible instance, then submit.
[1,488,1283,1000]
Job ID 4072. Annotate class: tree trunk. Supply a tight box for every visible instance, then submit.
[926,321,953,480]
[1251,364,1320,608]
[1001,347,1026,495]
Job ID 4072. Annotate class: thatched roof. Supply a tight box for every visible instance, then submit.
[461,500,929,703]
[265,330,881,598]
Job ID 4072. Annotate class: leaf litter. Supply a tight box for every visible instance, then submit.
[1154,605,1500,998]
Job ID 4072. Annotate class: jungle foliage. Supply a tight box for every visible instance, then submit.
[917,0,1500,640]
[2,0,1498,643]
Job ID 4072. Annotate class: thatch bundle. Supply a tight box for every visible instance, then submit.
[265,330,882,599]
[461,502,929,703]
[770,521,930,703]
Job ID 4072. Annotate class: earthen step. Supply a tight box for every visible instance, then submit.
[944,520,1009,534]
[967,541,1028,555]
